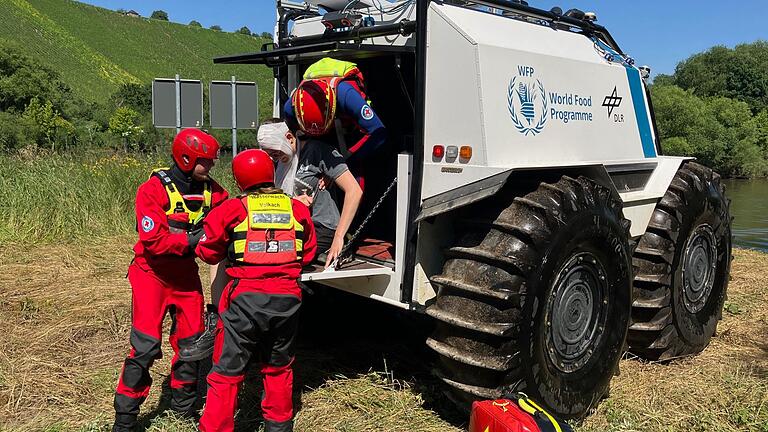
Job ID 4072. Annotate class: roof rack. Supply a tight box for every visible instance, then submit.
[215,20,416,65]
[214,0,622,65]
[449,0,624,54]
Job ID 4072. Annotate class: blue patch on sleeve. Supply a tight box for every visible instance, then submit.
[141,215,155,233]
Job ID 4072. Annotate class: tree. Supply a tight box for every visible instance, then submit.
[237,26,252,36]
[651,84,768,178]
[210,25,223,31]
[108,107,144,151]
[150,10,169,21]
[260,32,273,40]
[0,42,74,116]
[651,74,675,87]
[671,41,768,113]
[189,20,202,28]
[111,83,152,114]
[22,98,74,150]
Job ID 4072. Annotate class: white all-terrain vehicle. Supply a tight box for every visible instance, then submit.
[215,0,732,418]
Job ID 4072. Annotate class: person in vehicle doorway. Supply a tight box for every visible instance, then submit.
[284,57,386,192]
[258,118,362,268]
[195,149,316,432]
[113,129,229,432]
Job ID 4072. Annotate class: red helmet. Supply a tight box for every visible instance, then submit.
[292,79,337,136]
[172,128,220,172]
[232,149,275,191]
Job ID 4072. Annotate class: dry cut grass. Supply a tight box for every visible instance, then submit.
[0,238,457,432]
[0,240,765,431]
[580,248,768,432]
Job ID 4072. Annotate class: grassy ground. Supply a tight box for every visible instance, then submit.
[0,238,765,431]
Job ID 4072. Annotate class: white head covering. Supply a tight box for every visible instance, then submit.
[257,122,297,195]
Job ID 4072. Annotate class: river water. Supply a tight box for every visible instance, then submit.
[724,179,768,252]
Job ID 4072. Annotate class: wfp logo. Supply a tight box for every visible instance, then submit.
[508,65,547,136]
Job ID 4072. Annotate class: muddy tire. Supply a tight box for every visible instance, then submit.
[627,162,731,360]
[426,176,632,419]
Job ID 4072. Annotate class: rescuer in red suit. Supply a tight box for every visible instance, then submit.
[196,149,316,432]
[112,129,229,432]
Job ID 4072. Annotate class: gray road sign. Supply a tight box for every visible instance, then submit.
[210,81,259,129]
[152,77,203,129]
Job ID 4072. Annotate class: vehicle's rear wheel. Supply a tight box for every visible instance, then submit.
[426,176,632,419]
[627,162,732,360]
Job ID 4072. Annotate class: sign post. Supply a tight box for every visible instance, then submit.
[175,74,181,134]
[231,76,238,155]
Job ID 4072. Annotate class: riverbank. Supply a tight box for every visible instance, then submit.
[724,179,768,252]
[0,240,765,431]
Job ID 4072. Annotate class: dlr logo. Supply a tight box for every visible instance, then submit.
[518,65,535,76]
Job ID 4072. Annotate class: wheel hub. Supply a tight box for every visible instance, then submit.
[545,252,608,373]
[682,224,717,314]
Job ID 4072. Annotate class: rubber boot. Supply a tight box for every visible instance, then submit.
[170,383,199,421]
[178,304,218,362]
[264,419,294,432]
[112,414,137,432]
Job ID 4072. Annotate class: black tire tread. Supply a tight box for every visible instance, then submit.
[627,161,731,360]
[426,176,630,417]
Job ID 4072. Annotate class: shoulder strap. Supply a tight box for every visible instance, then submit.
[514,394,573,432]
[202,180,213,211]
[151,168,176,193]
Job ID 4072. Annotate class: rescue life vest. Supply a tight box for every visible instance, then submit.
[292,58,370,136]
[228,193,304,266]
[151,168,212,234]
[302,58,368,101]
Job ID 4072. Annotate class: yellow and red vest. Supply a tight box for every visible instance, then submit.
[152,168,211,233]
[228,193,304,266]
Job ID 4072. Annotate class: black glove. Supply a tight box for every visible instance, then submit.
[187,228,205,251]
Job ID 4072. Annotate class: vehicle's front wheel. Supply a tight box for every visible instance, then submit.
[627,162,732,360]
[426,176,632,418]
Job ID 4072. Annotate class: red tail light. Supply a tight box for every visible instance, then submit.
[432,145,445,160]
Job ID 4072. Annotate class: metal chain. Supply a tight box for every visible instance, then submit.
[336,177,398,264]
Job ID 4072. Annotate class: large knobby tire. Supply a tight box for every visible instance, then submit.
[627,162,732,360]
[426,176,632,419]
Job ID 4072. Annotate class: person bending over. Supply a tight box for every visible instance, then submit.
[259,119,362,267]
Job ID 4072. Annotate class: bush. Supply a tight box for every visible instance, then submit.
[111,83,151,114]
[108,107,144,151]
[150,10,169,21]
[0,111,33,150]
[22,98,75,151]
[0,42,74,116]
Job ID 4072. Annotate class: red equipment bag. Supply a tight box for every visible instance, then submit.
[469,396,574,432]
[469,399,540,432]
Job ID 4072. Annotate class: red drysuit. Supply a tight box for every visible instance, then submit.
[114,172,228,421]
[196,195,316,432]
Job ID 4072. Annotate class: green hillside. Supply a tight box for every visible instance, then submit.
[0,0,273,115]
